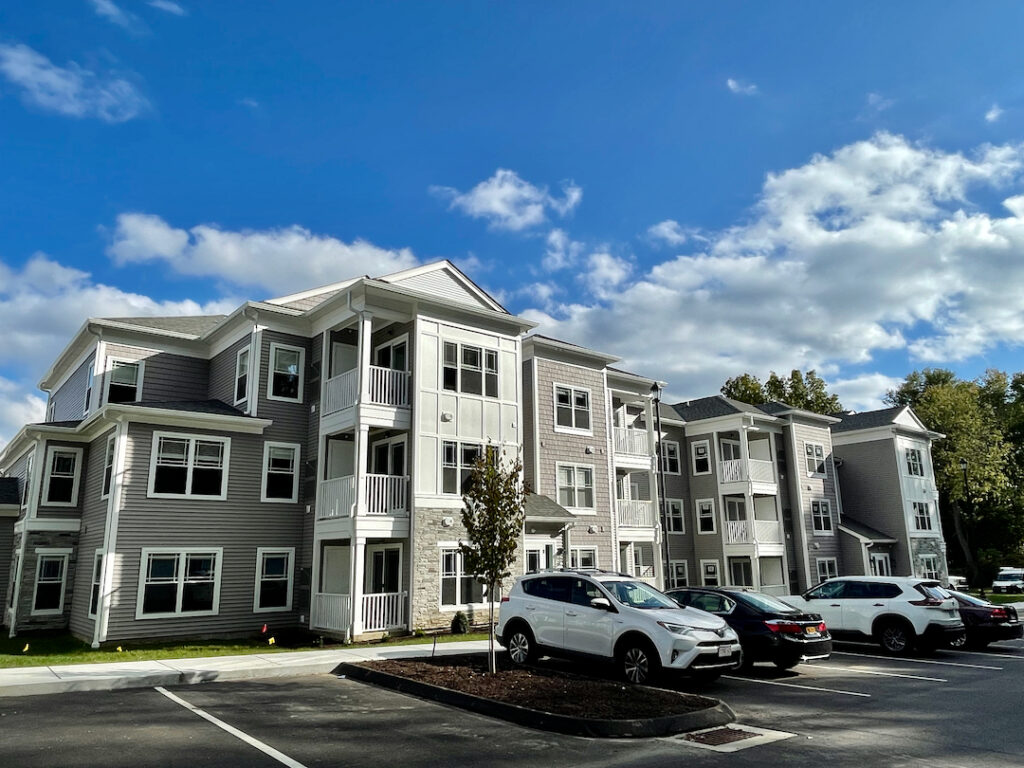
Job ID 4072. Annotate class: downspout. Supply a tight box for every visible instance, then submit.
[244,308,261,417]
[652,387,670,589]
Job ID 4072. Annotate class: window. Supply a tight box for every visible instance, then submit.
[811,500,833,533]
[701,560,720,587]
[691,440,711,475]
[267,343,304,402]
[442,342,459,391]
[669,560,689,588]
[138,549,221,618]
[441,548,485,606]
[666,499,685,533]
[46,400,55,422]
[374,339,408,371]
[815,557,839,583]
[32,550,70,615]
[84,362,94,414]
[107,360,142,403]
[234,347,250,404]
[729,557,754,587]
[554,385,591,432]
[89,552,103,617]
[660,441,681,474]
[919,554,940,581]
[631,543,656,578]
[522,575,570,601]
[696,498,716,534]
[556,464,594,510]
[441,342,498,398]
[441,441,483,494]
[912,501,933,531]
[805,442,826,476]
[43,446,82,506]
[148,433,230,500]
[484,350,498,398]
[101,434,115,499]
[569,548,597,569]
[261,442,299,503]
[254,548,294,612]
[905,448,924,476]
[20,454,32,509]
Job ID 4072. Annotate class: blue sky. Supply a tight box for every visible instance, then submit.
[3,2,1024,445]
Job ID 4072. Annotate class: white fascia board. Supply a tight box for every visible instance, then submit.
[831,426,898,446]
[362,279,537,333]
[104,404,273,434]
[38,320,94,390]
[682,413,782,437]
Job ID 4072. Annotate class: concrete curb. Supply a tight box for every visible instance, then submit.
[337,662,736,738]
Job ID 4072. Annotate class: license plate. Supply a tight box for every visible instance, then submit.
[805,626,819,636]
[718,645,731,658]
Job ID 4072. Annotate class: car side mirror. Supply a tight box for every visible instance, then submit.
[590,597,612,611]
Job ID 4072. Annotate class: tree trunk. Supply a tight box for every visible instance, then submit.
[951,500,978,586]
[487,585,496,674]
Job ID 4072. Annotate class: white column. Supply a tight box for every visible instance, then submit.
[739,423,750,478]
[350,537,366,637]
[353,424,370,516]
[357,312,373,405]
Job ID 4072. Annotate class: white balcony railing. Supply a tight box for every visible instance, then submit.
[364,474,408,516]
[318,476,356,519]
[368,365,409,407]
[749,459,774,483]
[613,427,649,456]
[720,459,745,483]
[312,592,350,632]
[362,592,407,632]
[324,369,359,415]
[718,458,775,484]
[754,520,783,543]
[725,519,751,544]
[760,584,788,597]
[617,499,656,527]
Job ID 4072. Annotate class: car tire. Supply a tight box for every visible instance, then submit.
[504,624,537,666]
[773,657,800,671]
[618,639,661,685]
[877,619,915,655]
[949,632,967,649]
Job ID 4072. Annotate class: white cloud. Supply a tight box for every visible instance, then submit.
[583,252,632,299]
[542,229,584,271]
[0,43,148,122]
[0,377,45,453]
[647,220,689,246]
[726,78,757,96]
[148,0,187,15]
[107,213,418,294]
[866,92,895,114]
[986,103,1004,123]
[432,169,582,231]
[522,133,1024,400]
[829,372,903,412]
[88,0,144,31]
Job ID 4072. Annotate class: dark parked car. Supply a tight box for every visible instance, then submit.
[947,590,1023,649]
[667,587,832,670]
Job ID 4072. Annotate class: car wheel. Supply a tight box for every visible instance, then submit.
[619,640,660,684]
[949,632,967,649]
[773,657,800,671]
[877,620,915,655]
[505,625,536,666]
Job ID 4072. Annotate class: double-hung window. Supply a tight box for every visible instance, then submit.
[89,552,104,617]
[83,362,94,414]
[666,499,685,533]
[696,498,716,534]
[805,443,826,476]
[234,346,250,404]
[101,434,116,499]
[32,549,71,615]
[569,547,597,569]
[920,554,940,580]
[811,500,833,533]
[701,560,720,587]
[906,448,924,477]
[816,557,838,583]
[441,548,485,607]
[268,343,304,402]
[261,442,299,503]
[912,501,933,531]
[43,446,82,506]
[20,454,33,509]
[691,440,711,475]
[554,385,591,432]
[660,441,681,474]
[669,561,689,588]
[149,433,230,500]
[556,464,594,510]
[441,342,498,398]
[441,441,483,494]
[107,360,142,403]
[254,548,294,612]
[138,549,221,618]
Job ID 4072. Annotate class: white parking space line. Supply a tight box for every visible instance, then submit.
[722,675,871,697]
[809,664,946,683]
[832,651,1002,671]
[154,687,309,768]
[946,649,1024,660]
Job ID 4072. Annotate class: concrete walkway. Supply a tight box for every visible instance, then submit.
[0,639,491,697]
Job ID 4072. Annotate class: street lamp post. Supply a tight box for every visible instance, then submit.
[959,457,976,592]
[651,382,671,590]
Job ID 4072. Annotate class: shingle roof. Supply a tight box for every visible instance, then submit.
[30,420,83,428]
[839,516,898,543]
[670,395,765,422]
[101,315,227,336]
[121,400,248,417]
[830,406,905,433]
[0,477,19,506]
[524,493,576,522]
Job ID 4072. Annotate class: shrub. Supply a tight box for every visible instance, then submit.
[451,611,469,635]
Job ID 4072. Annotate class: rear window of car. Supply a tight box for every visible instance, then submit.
[915,583,949,601]
[521,576,571,602]
[739,591,799,613]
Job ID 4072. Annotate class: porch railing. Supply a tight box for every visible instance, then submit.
[725,519,751,544]
[617,499,656,527]
[748,459,774,483]
[719,458,776,484]
[754,520,783,543]
[318,476,356,519]
[364,474,409,516]
[368,365,409,407]
[613,427,648,456]
[312,592,350,632]
[324,369,359,415]
[362,592,407,632]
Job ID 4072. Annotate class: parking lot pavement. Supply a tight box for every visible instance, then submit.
[3,640,1024,767]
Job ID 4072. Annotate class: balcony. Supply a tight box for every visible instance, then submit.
[310,591,407,634]
[317,474,408,520]
[724,519,784,545]
[617,499,656,528]
[719,458,774,483]
[613,427,649,456]
[318,476,356,520]
[323,365,410,416]
[312,592,351,633]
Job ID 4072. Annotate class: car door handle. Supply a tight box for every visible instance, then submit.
[524,606,535,611]
[565,611,578,617]
[830,603,841,607]
[873,603,884,607]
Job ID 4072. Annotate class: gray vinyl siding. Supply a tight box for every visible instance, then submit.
[0,518,15,615]
[50,352,94,421]
[101,343,208,405]
[257,330,312,450]
[68,429,115,640]
[791,423,842,570]
[105,422,305,641]
[662,424,693,562]
[208,334,251,407]
[389,271,487,310]
[838,530,867,576]
[36,440,89,520]
[4,450,32,513]
[685,432,724,567]
[522,359,536,490]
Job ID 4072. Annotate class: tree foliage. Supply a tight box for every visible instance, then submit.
[721,369,842,415]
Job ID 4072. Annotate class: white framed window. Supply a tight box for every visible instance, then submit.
[660,441,681,474]
[919,554,940,580]
[553,384,592,433]
[261,442,300,503]
[912,501,934,531]
[89,550,103,617]
[442,342,498,398]
[815,557,838,583]
[666,499,685,533]
[440,547,485,607]
[669,560,689,588]
[374,336,409,372]
[267,343,305,403]
[101,434,116,499]
[234,346,250,405]
[441,441,483,495]
[83,362,94,414]
[729,556,754,587]
[696,498,716,534]
[253,548,294,612]
[556,463,595,510]
[32,548,71,615]
[569,547,597,569]
[148,432,231,500]
[691,440,711,475]
[905,448,924,477]
[106,359,143,404]
[804,442,826,477]
[42,446,83,507]
[811,499,833,534]
[700,559,720,586]
[136,548,222,618]
[20,454,33,509]
[46,399,55,422]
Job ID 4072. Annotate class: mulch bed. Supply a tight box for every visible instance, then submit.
[362,653,718,719]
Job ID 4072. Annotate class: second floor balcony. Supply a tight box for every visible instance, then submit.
[719,458,775,484]
[324,366,410,416]
[317,473,409,520]
[617,498,656,528]
[724,518,784,545]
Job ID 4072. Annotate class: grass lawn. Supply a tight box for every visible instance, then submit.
[0,631,490,669]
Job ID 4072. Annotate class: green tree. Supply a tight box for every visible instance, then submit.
[720,373,766,405]
[764,371,788,403]
[460,450,526,673]
[720,369,842,415]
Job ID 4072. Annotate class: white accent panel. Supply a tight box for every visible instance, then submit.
[417,437,437,495]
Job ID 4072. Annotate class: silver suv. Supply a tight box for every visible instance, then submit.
[496,569,742,683]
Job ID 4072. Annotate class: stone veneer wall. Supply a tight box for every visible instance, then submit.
[910,537,948,583]
[14,530,79,632]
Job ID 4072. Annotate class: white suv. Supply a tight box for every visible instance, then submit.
[496,570,742,683]
[783,576,964,655]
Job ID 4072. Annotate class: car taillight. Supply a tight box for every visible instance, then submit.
[908,598,944,607]
[991,607,1008,620]
[764,620,802,634]
[818,622,827,632]
[500,596,510,603]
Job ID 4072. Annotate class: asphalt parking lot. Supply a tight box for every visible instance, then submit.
[3,638,1024,767]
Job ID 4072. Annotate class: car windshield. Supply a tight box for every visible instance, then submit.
[996,571,1024,581]
[738,591,799,614]
[604,580,679,610]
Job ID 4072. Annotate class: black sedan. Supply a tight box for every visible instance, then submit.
[947,590,1023,649]
[667,587,832,670]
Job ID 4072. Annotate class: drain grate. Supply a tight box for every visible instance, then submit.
[683,727,759,746]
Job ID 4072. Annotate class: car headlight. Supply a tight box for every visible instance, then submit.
[657,621,703,637]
